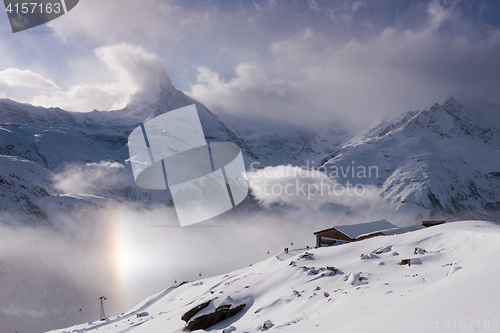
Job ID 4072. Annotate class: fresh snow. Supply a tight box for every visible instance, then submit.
[2,84,500,225]
[0,69,258,225]
[381,224,426,236]
[2,70,500,332]
[51,221,500,333]
[333,219,397,239]
[319,97,500,223]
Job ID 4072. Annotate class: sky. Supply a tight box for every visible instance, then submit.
[2,2,500,330]
[1,0,500,127]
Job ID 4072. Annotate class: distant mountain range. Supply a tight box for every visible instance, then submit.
[0,70,255,226]
[219,96,500,224]
[2,70,500,333]
[319,97,500,223]
[1,70,500,227]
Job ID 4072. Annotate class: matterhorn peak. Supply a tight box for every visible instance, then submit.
[158,67,177,93]
[123,67,193,121]
[115,67,258,159]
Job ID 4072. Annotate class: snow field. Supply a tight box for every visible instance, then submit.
[51,221,500,333]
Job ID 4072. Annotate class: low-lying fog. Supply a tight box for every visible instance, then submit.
[0,202,335,333]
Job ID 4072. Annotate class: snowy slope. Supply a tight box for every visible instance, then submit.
[319,97,500,223]
[120,71,256,162]
[0,155,117,227]
[0,99,129,170]
[0,155,54,225]
[295,121,353,166]
[217,112,314,167]
[0,70,256,170]
[0,70,258,225]
[218,113,353,167]
[51,221,500,333]
[222,97,500,224]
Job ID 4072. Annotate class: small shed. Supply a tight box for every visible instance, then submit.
[420,220,445,227]
[314,219,398,247]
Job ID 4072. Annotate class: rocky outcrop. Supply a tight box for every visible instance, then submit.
[185,303,246,331]
[181,300,211,322]
[400,259,411,266]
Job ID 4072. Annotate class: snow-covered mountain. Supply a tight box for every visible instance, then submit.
[2,65,500,226]
[225,96,500,224]
[295,121,353,165]
[50,221,500,333]
[0,70,256,169]
[217,112,314,166]
[318,97,500,223]
[2,71,500,333]
[218,113,354,167]
[0,70,258,225]
[0,71,267,333]
[2,86,500,225]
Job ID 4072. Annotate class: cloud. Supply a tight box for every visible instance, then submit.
[246,165,384,211]
[352,1,366,13]
[187,2,500,129]
[0,68,59,90]
[426,0,459,32]
[52,161,126,195]
[1,0,500,124]
[32,83,130,112]
[27,43,165,111]
[308,0,321,13]
[188,63,292,115]
[94,43,164,91]
[0,195,334,332]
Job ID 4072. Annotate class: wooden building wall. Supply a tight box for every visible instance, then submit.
[421,220,445,227]
[315,228,353,243]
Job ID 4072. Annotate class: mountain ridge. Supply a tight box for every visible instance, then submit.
[319,96,500,223]
[0,70,258,226]
[1,75,500,225]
